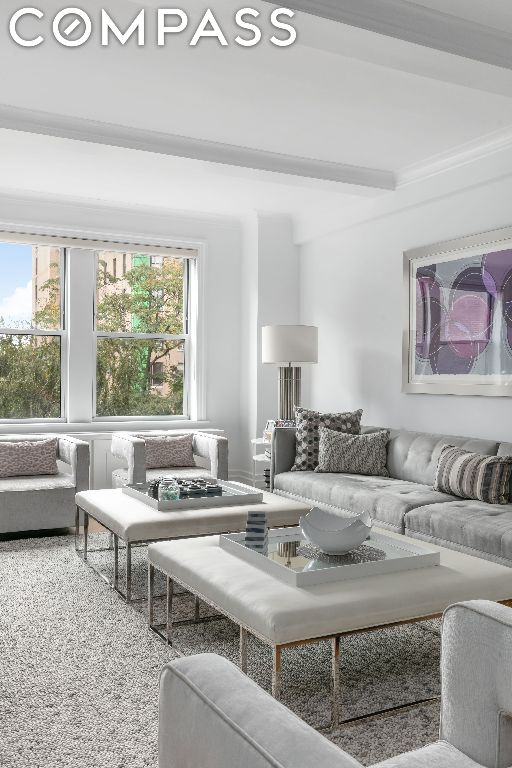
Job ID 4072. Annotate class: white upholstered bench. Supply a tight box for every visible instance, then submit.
[75,488,308,602]
[148,530,512,726]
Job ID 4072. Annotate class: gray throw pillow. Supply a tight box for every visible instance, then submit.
[0,438,58,478]
[291,407,362,472]
[315,427,390,476]
[138,434,195,469]
[434,444,512,505]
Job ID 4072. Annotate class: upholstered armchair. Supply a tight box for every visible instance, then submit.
[159,600,512,768]
[0,434,90,534]
[110,430,229,488]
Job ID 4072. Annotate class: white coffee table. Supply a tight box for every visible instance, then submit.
[147,530,512,726]
[75,487,308,601]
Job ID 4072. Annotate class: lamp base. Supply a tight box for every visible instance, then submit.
[278,366,301,421]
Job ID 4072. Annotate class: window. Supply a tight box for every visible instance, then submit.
[0,234,199,423]
[94,250,189,418]
[0,241,64,420]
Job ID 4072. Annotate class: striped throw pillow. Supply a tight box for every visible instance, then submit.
[434,445,512,505]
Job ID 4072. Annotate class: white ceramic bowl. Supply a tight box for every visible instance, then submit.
[299,508,372,555]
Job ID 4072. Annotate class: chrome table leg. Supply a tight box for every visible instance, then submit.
[272,646,282,700]
[83,511,89,561]
[331,636,341,727]
[240,627,248,673]
[126,543,132,603]
[148,563,155,627]
[166,577,174,645]
[74,506,80,552]
[114,535,119,591]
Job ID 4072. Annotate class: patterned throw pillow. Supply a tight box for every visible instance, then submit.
[315,427,390,476]
[0,438,58,478]
[434,444,512,505]
[137,434,195,469]
[291,408,362,472]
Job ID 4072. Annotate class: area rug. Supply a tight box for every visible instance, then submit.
[0,533,441,767]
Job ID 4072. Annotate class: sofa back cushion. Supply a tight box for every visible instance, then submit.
[137,433,195,469]
[0,438,58,478]
[386,430,498,486]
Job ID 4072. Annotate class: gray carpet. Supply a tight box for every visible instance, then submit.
[0,533,441,768]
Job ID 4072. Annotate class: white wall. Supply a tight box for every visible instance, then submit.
[300,173,512,442]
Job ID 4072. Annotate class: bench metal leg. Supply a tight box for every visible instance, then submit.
[83,511,89,561]
[114,535,119,590]
[74,506,80,552]
[240,627,248,673]
[272,646,282,700]
[126,543,132,603]
[148,563,155,627]
[331,636,341,727]
[166,577,174,645]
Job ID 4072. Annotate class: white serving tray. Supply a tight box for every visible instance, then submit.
[220,527,440,587]
[122,480,263,511]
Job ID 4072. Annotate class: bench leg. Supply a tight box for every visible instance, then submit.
[148,563,155,626]
[272,646,282,700]
[194,595,201,622]
[240,627,248,673]
[126,543,132,603]
[83,511,89,561]
[74,506,80,552]
[331,636,341,727]
[166,577,174,645]
[114,535,119,590]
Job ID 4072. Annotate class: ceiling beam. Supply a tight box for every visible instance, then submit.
[0,105,394,190]
[267,0,512,70]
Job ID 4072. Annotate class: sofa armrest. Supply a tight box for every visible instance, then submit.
[57,436,90,492]
[270,427,297,490]
[193,432,228,480]
[159,654,361,768]
[440,600,512,768]
[111,433,146,485]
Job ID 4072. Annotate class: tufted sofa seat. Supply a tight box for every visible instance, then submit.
[273,471,456,533]
[405,500,512,565]
[271,425,512,564]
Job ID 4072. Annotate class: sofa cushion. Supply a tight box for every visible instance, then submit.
[291,408,362,472]
[386,431,498,486]
[405,501,512,563]
[434,445,512,505]
[316,427,389,476]
[0,438,58,478]
[274,471,458,532]
[0,472,75,493]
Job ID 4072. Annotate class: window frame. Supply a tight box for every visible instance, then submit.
[0,230,203,425]
[0,242,67,424]
[93,249,192,421]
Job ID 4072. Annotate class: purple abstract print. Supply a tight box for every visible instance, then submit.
[414,249,512,377]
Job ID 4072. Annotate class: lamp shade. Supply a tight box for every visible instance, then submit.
[262,325,318,364]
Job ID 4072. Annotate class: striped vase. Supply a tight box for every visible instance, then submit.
[245,511,268,556]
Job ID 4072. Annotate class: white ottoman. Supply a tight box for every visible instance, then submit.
[75,488,308,601]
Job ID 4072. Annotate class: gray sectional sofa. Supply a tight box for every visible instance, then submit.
[271,426,512,566]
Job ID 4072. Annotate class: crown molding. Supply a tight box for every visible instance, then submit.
[397,125,512,187]
[0,105,394,191]
[265,0,512,70]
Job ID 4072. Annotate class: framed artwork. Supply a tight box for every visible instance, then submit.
[403,225,512,397]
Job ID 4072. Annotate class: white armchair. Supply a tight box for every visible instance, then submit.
[0,434,90,534]
[110,430,228,488]
[159,600,512,768]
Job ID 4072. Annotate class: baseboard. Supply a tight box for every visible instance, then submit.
[228,469,253,485]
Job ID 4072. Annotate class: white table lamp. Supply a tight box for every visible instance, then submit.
[262,325,318,420]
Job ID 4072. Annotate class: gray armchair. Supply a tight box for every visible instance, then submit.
[111,430,228,488]
[158,600,512,768]
[0,434,90,534]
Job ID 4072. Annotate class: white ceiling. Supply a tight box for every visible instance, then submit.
[2,0,512,240]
